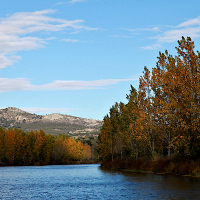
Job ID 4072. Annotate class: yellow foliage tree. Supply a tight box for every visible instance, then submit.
[83,143,92,161]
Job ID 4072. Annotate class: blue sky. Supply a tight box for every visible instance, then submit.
[1,0,200,120]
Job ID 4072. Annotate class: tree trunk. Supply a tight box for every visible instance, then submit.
[168,131,171,158]
[136,141,138,161]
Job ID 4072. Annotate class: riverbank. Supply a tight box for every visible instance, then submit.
[0,160,99,167]
[101,157,200,177]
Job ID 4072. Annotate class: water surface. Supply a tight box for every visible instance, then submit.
[0,164,200,199]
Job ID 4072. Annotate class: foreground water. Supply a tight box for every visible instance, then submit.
[0,164,200,199]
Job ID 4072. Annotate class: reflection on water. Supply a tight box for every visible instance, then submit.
[100,167,200,199]
[0,164,199,199]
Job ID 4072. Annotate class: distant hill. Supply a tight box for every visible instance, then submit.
[0,107,103,137]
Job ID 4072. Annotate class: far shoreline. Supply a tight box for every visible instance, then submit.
[0,161,100,167]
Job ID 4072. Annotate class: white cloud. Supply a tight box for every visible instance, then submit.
[113,27,159,39]
[154,27,200,43]
[54,1,86,6]
[42,79,138,90]
[53,2,68,6]
[0,54,21,68]
[178,17,200,27]
[111,34,134,38]
[141,44,162,50]
[0,9,96,69]
[0,78,34,92]
[141,16,200,50]
[68,0,87,4]
[0,77,138,93]
[123,27,160,32]
[61,39,79,42]
[20,107,80,114]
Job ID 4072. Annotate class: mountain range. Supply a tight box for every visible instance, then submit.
[0,107,103,137]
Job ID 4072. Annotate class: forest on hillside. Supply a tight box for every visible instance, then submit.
[98,37,200,176]
[0,127,92,166]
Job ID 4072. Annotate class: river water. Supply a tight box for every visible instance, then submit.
[0,164,200,199]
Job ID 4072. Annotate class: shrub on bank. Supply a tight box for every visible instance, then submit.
[101,157,200,177]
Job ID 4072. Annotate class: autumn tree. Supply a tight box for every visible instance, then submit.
[13,128,26,165]
[4,128,16,164]
[25,130,36,164]
[109,102,124,160]
[152,37,200,158]
[98,37,200,162]
[0,127,5,163]
[138,67,160,160]
[83,143,92,161]
[123,85,140,160]
[53,137,66,164]
[98,115,113,161]
[174,37,200,157]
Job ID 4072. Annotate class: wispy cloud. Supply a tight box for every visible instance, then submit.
[0,9,96,69]
[154,27,200,43]
[61,39,80,42]
[53,2,68,6]
[111,27,159,40]
[0,77,138,93]
[123,27,160,32]
[178,17,200,27]
[20,107,81,114]
[54,0,86,6]
[110,34,135,39]
[141,16,200,50]
[141,44,162,50]
[68,0,87,4]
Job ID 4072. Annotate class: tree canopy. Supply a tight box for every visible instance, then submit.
[0,127,91,165]
[98,37,200,162]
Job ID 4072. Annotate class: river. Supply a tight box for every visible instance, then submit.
[0,164,200,199]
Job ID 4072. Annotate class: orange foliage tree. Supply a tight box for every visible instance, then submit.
[0,127,91,165]
[98,37,200,162]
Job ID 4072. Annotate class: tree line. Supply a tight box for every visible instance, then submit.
[98,37,200,163]
[0,127,91,165]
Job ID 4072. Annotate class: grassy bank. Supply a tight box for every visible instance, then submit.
[101,157,200,177]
